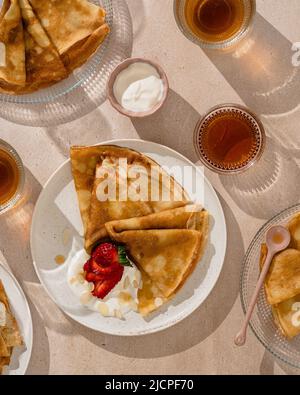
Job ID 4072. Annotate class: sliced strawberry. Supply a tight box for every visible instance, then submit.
[92,243,119,265]
[85,272,106,283]
[92,267,124,299]
[83,259,92,272]
[89,257,120,276]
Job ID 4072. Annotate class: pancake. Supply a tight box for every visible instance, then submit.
[272,295,300,339]
[0,0,26,92]
[70,145,189,251]
[288,212,300,251]
[0,281,23,348]
[85,152,189,251]
[260,245,300,305]
[105,206,210,315]
[18,0,67,93]
[0,280,22,374]
[28,0,110,72]
[260,212,300,339]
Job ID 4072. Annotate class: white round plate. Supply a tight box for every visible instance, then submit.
[30,139,227,336]
[0,263,33,375]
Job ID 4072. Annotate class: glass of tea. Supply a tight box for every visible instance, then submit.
[194,104,265,174]
[0,139,25,214]
[174,0,256,50]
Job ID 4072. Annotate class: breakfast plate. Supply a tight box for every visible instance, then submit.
[0,263,33,375]
[30,139,226,336]
[241,204,300,368]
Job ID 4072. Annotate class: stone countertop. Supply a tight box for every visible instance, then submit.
[0,0,300,375]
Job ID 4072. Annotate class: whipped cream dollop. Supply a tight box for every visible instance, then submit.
[67,250,142,319]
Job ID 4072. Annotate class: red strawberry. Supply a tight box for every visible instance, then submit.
[89,258,119,276]
[83,259,92,272]
[92,243,119,265]
[85,272,106,283]
[92,267,124,299]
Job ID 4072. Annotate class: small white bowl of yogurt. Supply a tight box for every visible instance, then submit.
[107,58,169,118]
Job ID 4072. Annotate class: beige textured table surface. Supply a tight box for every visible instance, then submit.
[0,0,300,375]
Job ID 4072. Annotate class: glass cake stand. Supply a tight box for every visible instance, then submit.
[241,204,300,368]
[0,0,133,126]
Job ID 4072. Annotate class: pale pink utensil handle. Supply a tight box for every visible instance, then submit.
[235,249,273,346]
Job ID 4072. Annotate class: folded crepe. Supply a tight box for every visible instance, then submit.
[105,205,210,315]
[28,0,110,72]
[70,145,189,252]
[260,244,300,306]
[288,213,300,251]
[260,213,300,338]
[271,295,300,339]
[18,0,67,93]
[0,0,26,92]
[0,280,23,374]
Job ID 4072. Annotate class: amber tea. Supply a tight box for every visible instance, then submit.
[0,148,20,206]
[194,105,265,173]
[184,0,249,43]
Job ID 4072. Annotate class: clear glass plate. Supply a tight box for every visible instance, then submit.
[0,0,133,126]
[241,204,300,368]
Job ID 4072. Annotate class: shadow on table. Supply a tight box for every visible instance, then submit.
[44,107,113,157]
[131,89,200,163]
[0,168,50,375]
[203,13,300,117]
[66,195,243,358]
[219,136,300,221]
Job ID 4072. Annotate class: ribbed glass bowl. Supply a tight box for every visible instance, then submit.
[241,204,300,368]
[0,0,133,126]
[0,0,113,104]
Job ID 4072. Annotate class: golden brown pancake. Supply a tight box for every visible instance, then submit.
[0,280,23,374]
[70,145,189,252]
[85,152,189,251]
[28,0,110,72]
[260,245,300,305]
[272,295,300,339]
[18,0,67,93]
[288,212,300,251]
[0,0,26,92]
[260,212,300,339]
[105,206,210,315]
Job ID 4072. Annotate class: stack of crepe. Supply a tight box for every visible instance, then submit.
[260,213,300,338]
[71,145,210,316]
[0,0,109,94]
[0,280,23,374]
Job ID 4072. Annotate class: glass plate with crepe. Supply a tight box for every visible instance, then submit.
[0,0,113,105]
[30,139,226,336]
[0,262,33,375]
[241,204,300,368]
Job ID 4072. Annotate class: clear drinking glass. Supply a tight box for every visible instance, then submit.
[0,140,25,214]
[193,104,266,174]
[174,0,256,50]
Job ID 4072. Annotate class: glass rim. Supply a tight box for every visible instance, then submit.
[0,139,25,214]
[173,0,256,50]
[193,103,266,175]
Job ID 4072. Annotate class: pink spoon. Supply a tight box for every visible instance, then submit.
[235,225,291,346]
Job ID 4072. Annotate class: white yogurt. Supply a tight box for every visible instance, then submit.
[67,249,142,319]
[113,62,164,113]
